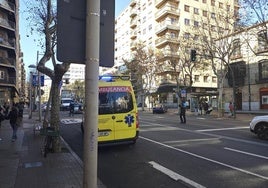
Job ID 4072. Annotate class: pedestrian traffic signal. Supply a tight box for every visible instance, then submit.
[190,49,197,62]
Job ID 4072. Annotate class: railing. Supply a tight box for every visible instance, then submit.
[0,57,16,67]
[0,76,16,85]
[155,20,180,33]
[0,37,15,49]
[0,17,15,30]
[0,0,15,12]
[155,35,179,46]
[155,5,180,20]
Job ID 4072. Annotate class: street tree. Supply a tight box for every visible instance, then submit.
[239,0,268,58]
[24,0,70,152]
[193,3,242,117]
[124,42,157,110]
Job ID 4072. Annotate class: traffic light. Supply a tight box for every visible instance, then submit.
[190,49,197,62]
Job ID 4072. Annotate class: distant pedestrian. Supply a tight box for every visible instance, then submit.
[179,101,186,124]
[229,102,234,117]
[0,106,5,127]
[7,106,19,142]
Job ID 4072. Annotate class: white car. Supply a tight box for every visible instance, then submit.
[249,115,268,140]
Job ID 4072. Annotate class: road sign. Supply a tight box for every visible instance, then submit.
[181,89,187,97]
[57,0,115,67]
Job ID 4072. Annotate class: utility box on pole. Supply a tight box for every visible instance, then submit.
[57,0,115,67]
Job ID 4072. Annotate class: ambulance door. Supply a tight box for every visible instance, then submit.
[112,91,137,141]
[98,90,115,142]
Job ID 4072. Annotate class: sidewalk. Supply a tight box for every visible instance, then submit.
[0,110,105,188]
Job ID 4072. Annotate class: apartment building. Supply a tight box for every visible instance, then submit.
[0,0,22,105]
[114,0,239,109]
[219,22,268,111]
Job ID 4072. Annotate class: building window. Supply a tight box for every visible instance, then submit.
[212,76,217,83]
[203,10,207,17]
[203,76,209,82]
[184,18,190,25]
[259,60,268,81]
[258,30,268,52]
[219,2,223,8]
[184,33,190,39]
[202,0,207,3]
[194,75,200,82]
[211,0,215,6]
[0,71,4,79]
[184,5,190,12]
[211,12,216,19]
[194,21,199,27]
[194,8,199,14]
[232,39,241,58]
[148,24,152,31]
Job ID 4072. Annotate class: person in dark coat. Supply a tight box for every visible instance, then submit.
[179,101,186,124]
[7,106,19,142]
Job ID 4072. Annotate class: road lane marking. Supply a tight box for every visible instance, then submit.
[163,138,220,144]
[224,147,268,160]
[196,127,248,132]
[148,161,206,188]
[61,119,82,124]
[141,136,268,180]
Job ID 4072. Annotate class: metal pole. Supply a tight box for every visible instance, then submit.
[83,0,99,187]
[37,51,42,122]
[29,72,33,119]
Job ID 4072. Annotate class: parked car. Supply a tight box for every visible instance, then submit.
[152,104,167,114]
[249,115,268,140]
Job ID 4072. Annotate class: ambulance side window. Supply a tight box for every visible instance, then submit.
[114,92,133,113]
[99,92,113,114]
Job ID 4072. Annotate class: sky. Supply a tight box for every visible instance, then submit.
[20,0,131,72]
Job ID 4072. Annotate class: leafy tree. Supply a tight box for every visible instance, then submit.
[124,42,157,110]
[24,0,70,152]
[192,2,241,117]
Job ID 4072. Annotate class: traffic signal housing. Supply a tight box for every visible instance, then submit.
[190,49,197,62]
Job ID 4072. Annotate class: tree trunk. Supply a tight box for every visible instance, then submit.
[50,78,62,152]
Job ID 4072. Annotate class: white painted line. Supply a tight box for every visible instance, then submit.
[224,147,268,160]
[141,136,268,180]
[196,127,249,132]
[163,138,220,144]
[149,161,206,188]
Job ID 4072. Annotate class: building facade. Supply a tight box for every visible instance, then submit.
[114,0,239,109]
[0,0,23,105]
[220,23,268,111]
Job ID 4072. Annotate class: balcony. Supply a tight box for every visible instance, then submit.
[0,17,15,31]
[158,50,180,61]
[0,0,15,12]
[130,42,137,50]
[155,0,179,9]
[130,7,138,18]
[130,0,137,7]
[0,76,16,86]
[0,37,15,50]
[155,35,179,48]
[155,6,180,21]
[0,57,16,68]
[130,30,137,40]
[155,20,180,35]
[130,17,138,28]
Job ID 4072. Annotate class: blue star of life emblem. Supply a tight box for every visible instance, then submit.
[124,114,134,127]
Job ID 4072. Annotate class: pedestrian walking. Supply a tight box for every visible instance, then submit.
[179,101,186,124]
[7,106,19,142]
[229,102,234,117]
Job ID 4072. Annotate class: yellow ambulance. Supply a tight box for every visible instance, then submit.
[81,75,139,144]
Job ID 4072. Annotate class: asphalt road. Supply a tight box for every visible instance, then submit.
[60,111,268,188]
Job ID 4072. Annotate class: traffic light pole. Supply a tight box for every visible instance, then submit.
[83,0,99,187]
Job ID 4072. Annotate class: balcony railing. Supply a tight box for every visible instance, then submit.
[0,37,15,49]
[155,5,180,21]
[155,20,180,34]
[0,57,16,67]
[155,35,179,47]
[0,0,15,12]
[0,76,16,85]
[0,17,15,30]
